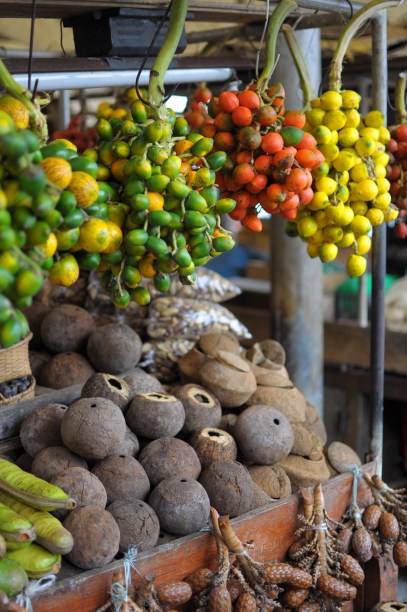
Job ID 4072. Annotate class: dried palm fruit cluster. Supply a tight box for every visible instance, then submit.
[184,507,313,610]
[287,484,364,610]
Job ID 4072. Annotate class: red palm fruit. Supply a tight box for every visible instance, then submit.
[185,111,206,128]
[280,207,298,219]
[256,105,278,126]
[232,106,253,127]
[214,131,236,152]
[296,133,317,150]
[266,183,286,202]
[237,126,262,150]
[219,91,239,113]
[236,150,253,164]
[229,207,247,221]
[189,99,204,112]
[395,124,407,141]
[284,110,306,129]
[395,222,407,238]
[195,86,212,104]
[273,149,295,170]
[388,138,398,152]
[254,154,274,174]
[224,173,241,192]
[298,187,314,206]
[214,112,234,131]
[201,121,217,138]
[261,132,284,154]
[304,169,313,188]
[286,168,309,192]
[295,148,323,169]
[266,82,285,105]
[234,190,256,208]
[208,97,221,117]
[246,173,268,194]
[280,193,300,210]
[216,172,226,190]
[242,211,262,232]
[232,163,256,185]
[238,90,261,110]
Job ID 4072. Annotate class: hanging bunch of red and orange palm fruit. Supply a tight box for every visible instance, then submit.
[387,72,407,238]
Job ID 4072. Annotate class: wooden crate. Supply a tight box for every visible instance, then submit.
[28,465,398,612]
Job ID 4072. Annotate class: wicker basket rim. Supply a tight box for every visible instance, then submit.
[0,331,32,355]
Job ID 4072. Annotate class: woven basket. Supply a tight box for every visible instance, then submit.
[0,332,35,405]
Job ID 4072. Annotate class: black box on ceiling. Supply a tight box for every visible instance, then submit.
[63,8,188,58]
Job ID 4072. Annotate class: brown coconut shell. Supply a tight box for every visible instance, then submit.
[175,384,222,436]
[248,465,292,499]
[247,386,306,423]
[199,351,256,409]
[274,454,331,492]
[218,413,238,436]
[255,370,293,388]
[249,482,272,511]
[188,427,237,468]
[259,339,286,365]
[291,423,324,459]
[178,347,212,384]
[198,330,241,357]
[81,373,131,411]
[326,441,362,473]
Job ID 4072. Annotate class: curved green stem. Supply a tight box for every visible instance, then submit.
[0,59,48,143]
[329,0,403,92]
[148,0,189,119]
[395,72,407,125]
[256,0,298,95]
[282,24,314,110]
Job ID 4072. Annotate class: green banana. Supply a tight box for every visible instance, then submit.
[0,458,75,511]
[0,491,73,555]
[0,557,28,596]
[6,543,61,579]
[0,500,35,543]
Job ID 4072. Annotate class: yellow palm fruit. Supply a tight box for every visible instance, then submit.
[350,162,369,182]
[297,216,319,238]
[312,162,330,180]
[351,201,369,215]
[306,108,326,127]
[364,110,385,128]
[347,254,367,278]
[366,208,384,226]
[337,231,356,248]
[338,127,360,147]
[313,125,332,144]
[314,210,330,228]
[375,164,387,179]
[344,109,361,128]
[341,90,361,109]
[320,91,343,111]
[318,143,339,162]
[323,225,344,243]
[379,127,391,145]
[323,110,347,131]
[355,235,372,255]
[337,170,350,185]
[307,243,320,258]
[355,137,376,157]
[319,242,338,262]
[372,151,390,167]
[330,130,339,145]
[359,127,380,141]
[332,151,357,172]
[350,214,372,235]
[383,204,399,222]
[376,177,390,194]
[335,185,350,203]
[308,228,325,244]
[315,177,338,196]
[354,179,379,202]
[374,192,392,211]
[310,97,322,109]
[308,191,329,211]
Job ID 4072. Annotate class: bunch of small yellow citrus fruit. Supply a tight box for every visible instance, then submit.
[289,88,397,277]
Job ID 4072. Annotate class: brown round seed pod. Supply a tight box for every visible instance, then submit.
[51,467,107,518]
[209,586,231,612]
[31,446,88,481]
[148,476,210,535]
[175,384,221,435]
[91,455,150,504]
[258,339,286,365]
[40,352,96,389]
[198,330,241,357]
[363,504,382,530]
[234,405,294,465]
[63,505,120,569]
[184,568,213,595]
[126,392,185,439]
[218,413,238,436]
[340,554,365,586]
[81,373,131,411]
[138,437,201,487]
[156,582,193,606]
[107,499,160,553]
[188,428,237,468]
[290,423,320,458]
[379,512,400,544]
[326,441,362,473]
[254,370,293,387]
[199,351,257,409]
[199,460,253,517]
[352,526,373,562]
[15,453,34,472]
[123,368,165,399]
[316,575,356,600]
[40,303,95,353]
[20,403,67,457]
[61,397,126,460]
[247,386,306,423]
[283,588,309,607]
[248,482,272,511]
[178,346,212,384]
[86,323,142,374]
[274,455,330,492]
[23,302,50,349]
[116,427,140,457]
[248,465,292,499]
[337,527,353,554]
[235,592,257,612]
[29,350,52,379]
[393,540,407,567]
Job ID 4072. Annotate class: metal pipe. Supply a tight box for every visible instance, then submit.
[280,0,363,13]
[369,10,388,476]
[57,89,71,131]
[10,68,234,91]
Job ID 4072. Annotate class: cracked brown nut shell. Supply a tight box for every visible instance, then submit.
[81,373,131,412]
[218,413,238,436]
[51,467,107,517]
[149,476,210,535]
[199,351,257,408]
[254,369,293,387]
[234,405,294,465]
[117,427,140,457]
[188,427,237,468]
[29,350,52,379]
[248,464,292,499]
[40,303,95,353]
[107,499,160,553]
[20,403,67,457]
[249,482,272,511]
[126,392,185,439]
[123,368,164,399]
[31,446,88,481]
[247,386,306,423]
[86,323,142,374]
[199,460,253,517]
[175,384,221,435]
[40,352,96,389]
[274,454,331,492]
[178,346,212,384]
[139,437,201,487]
[198,330,241,356]
[63,505,120,569]
[91,455,150,504]
[291,423,323,459]
[61,397,126,460]
[326,441,362,473]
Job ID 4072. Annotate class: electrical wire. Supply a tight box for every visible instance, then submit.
[27,0,37,91]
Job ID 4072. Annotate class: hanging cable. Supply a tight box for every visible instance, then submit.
[27,0,38,92]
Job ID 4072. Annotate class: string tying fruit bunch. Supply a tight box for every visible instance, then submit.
[386,72,407,239]
[286,485,364,610]
[285,0,400,278]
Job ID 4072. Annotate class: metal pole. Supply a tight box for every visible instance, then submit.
[57,89,71,131]
[369,10,388,475]
[271,29,324,415]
